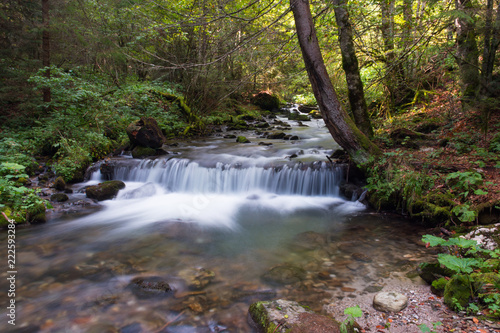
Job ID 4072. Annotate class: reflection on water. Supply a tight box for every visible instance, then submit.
[0,116,433,332]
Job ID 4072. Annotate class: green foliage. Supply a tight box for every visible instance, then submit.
[418,321,442,333]
[422,234,500,317]
[446,171,483,198]
[0,162,50,225]
[340,305,362,333]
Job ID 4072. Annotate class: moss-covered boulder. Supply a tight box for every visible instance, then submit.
[431,277,447,297]
[50,193,69,202]
[249,299,351,333]
[86,180,126,201]
[417,261,453,284]
[236,136,251,143]
[251,92,280,111]
[267,132,287,140]
[53,176,66,191]
[443,274,472,310]
[27,203,47,224]
[131,146,157,158]
[126,117,166,149]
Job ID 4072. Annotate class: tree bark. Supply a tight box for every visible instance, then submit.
[42,0,51,103]
[481,0,500,87]
[455,0,479,101]
[290,0,379,165]
[332,0,374,138]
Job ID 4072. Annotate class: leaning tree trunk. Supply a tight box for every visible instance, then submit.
[455,0,480,102]
[332,0,374,138]
[290,0,379,166]
[42,0,51,103]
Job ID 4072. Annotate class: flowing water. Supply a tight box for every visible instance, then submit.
[1,114,434,332]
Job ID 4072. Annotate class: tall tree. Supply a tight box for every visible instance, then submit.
[42,0,51,103]
[290,0,379,165]
[481,0,500,88]
[455,0,480,101]
[332,0,374,138]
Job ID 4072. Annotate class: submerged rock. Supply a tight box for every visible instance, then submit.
[127,276,174,299]
[120,182,157,200]
[86,180,125,201]
[261,263,306,285]
[373,291,408,313]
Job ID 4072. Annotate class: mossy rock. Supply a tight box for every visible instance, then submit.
[86,180,126,201]
[236,136,251,143]
[131,146,157,158]
[26,203,47,224]
[249,300,352,333]
[431,277,448,297]
[53,176,66,191]
[267,132,287,140]
[471,272,500,294]
[417,261,454,284]
[227,120,251,131]
[50,193,69,202]
[443,274,472,310]
[251,92,281,111]
[288,113,310,122]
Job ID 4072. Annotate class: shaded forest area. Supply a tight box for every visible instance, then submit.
[1,0,499,226]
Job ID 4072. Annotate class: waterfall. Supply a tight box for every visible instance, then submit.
[92,158,343,197]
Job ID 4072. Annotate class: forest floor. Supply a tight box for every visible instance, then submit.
[368,87,500,226]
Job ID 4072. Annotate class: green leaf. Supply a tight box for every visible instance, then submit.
[344,305,362,318]
[474,189,488,195]
[422,234,447,247]
[437,254,480,274]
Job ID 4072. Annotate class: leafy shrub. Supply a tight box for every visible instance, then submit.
[0,162,50,225]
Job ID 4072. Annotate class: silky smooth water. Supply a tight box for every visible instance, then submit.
[0,116,433,332]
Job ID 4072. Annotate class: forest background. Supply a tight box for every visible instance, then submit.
[0,0,499,228]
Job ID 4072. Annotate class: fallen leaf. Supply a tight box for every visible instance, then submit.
[473,317,479,324]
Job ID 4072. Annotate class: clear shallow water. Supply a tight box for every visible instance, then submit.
[0,116,434,332]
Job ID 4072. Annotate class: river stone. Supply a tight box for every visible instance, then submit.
[261,263,306,285]
[373,291,408,313]
[248,299,348,333]
[236,136,251,143]
[267,132,287,139]
[127,276,174,299]
[126,117,166,148]
[53,176,66,190]
[50,193,69,202]
[291,231,326,250]
[86,180,125,201]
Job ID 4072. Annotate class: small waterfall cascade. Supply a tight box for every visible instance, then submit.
[91,158,343,197]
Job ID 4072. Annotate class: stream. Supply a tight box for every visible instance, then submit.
[1,113,434,332]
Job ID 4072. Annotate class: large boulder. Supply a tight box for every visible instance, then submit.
[86,180,125,201]
[126,117,166,149]
[251,92,280,111]
[248,299,354,333]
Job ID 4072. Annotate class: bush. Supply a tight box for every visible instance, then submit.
[0,162,50,226]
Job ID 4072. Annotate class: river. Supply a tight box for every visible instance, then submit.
[1,113,433,332]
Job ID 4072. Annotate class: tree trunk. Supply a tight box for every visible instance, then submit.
[481,0,500,87]
[332,0,374,138]
[42,0,51,103]
[290,0,379,166]
[455,0,479,101]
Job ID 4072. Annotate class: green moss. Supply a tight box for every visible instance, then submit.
[248,302,282,333]
[132,146,157,158]
[236,136,251,143]
[431,277,448,297]
[53,176,66,190]
[444,274,472,310]
[86,180,126,201]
